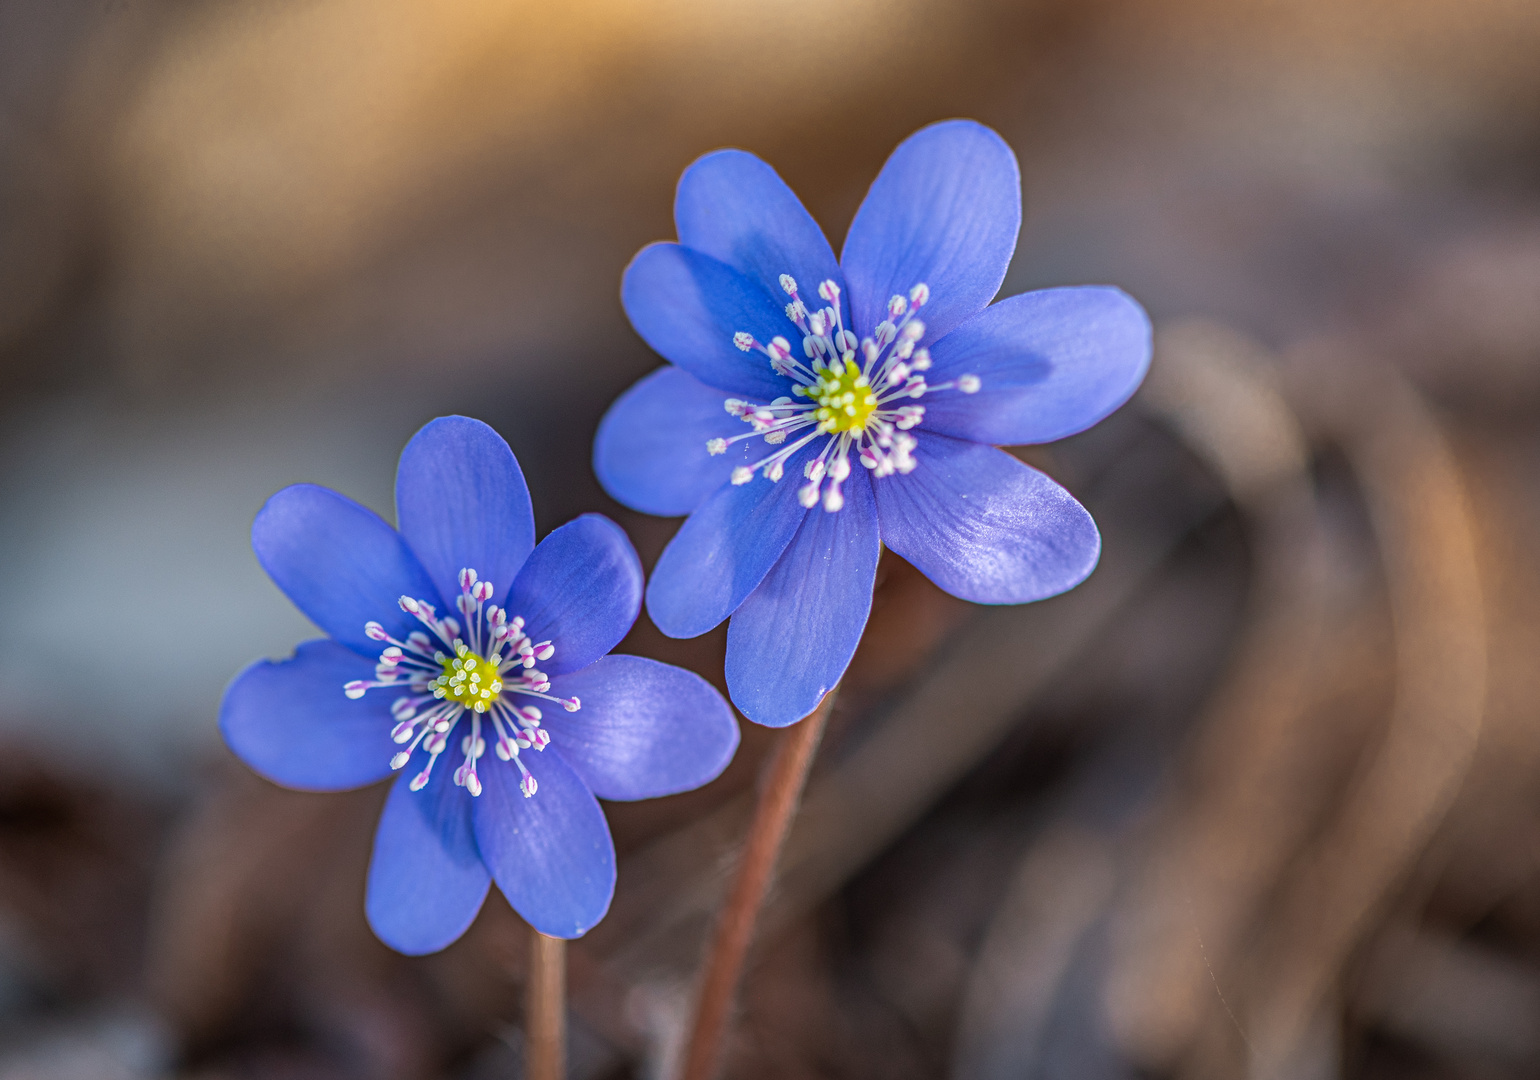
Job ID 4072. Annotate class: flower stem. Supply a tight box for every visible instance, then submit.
[679,689,837,1080]
[527,929,565,1080]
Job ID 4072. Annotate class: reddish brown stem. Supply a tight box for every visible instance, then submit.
[679,690,837,1080]
[527,929,566,1080]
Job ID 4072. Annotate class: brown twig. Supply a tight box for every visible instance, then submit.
[679,690,836,1080]
[528,929,566,1080]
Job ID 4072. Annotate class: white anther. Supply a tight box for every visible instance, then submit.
[823,486,845,512]
[958,374,981,393]
[888,295,908,319]
[706,438,727,456]
[473,581,494,602]
[808,310,827,337]
[731,466,754,485]
[779,274,798,294]
[888,363,910,385]
[733,332,754,351]
[818,280,841,302]
[391,751,411,770]
[365,622,388,641]
[399,596,421,614]
[836,329,858,354]
[458,568,478,589]
[391,698,417,719]
[911,348,931,371]
[409,771,431,791]
[902,320,925,341]
[875,321,896,346]
[344,681,368,699]
[769,336,792,359]
[496,738,514,761]
[535,643,554,661]
[465,773,482,797]
[829,455,851,482]
[798,482,820,508]
[909,283,930,305]
[563,697,581,712]
[520,775,538,798]
[391,720,415,742]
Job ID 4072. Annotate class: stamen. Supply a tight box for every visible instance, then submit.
[712,276,983,510]
[346,569,581,800]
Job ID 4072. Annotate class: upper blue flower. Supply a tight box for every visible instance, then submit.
[220,416,739,951]
[595,120,1151,728]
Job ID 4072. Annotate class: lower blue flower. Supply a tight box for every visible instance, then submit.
[220,416,739,951]
[595,120,1151,727]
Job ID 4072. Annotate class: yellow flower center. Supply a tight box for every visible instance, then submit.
[433,644,503,713]
[810,358,878,434]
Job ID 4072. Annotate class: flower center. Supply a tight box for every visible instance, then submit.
[435,645,503,711]
[810,358,878,433]
[712,275,980,512]
[342,567,580,800]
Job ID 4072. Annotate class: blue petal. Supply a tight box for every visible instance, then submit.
[675,149,846,319]
[252,484,442,656]
[219,639,399,791]
[504,515,642,676]
[396,416,536,612]
[646,466,811,639]
[593,366,758,517]
[621,242,795,401]
[547,655,740,800]
[922,288,1151,446]
[366,749,491,955]
[725,472,880,727]
[841,120,1021,345]
[873,433,1099,604]
[474,745,616,939]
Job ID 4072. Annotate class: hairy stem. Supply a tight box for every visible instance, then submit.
[679,689,837,1080]
[528,929,566,1080]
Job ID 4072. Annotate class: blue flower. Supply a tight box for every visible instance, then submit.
[594,120,1151,728]
[220,416,740,951]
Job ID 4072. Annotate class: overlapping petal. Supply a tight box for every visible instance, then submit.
[474,747,615,939]
[593,366,756,517]
[922,287,1152,446]
[504,515,642,676]
[396,416,535,610]
[646,464,811,639]
[725,473,880,727]
[622,243,794,401]
[220,639,399,791]
[366,749,491,956]
[874,434,1100,604]
[252,484,440,656]
[549,655,739,800]
[841,120,1021,346]
[674,149,846,320]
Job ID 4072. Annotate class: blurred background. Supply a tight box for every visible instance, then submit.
[2,0,1540,1076]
